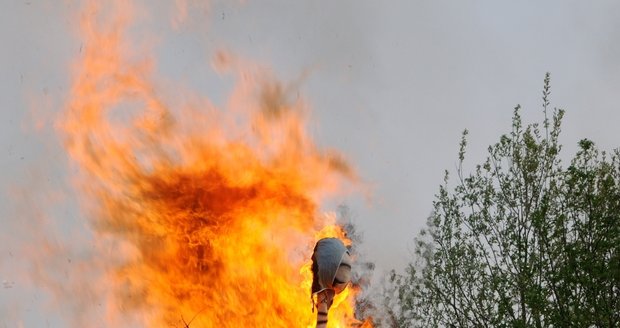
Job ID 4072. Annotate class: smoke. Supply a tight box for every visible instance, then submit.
[336,205,381,326]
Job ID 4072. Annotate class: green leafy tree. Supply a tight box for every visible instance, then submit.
[387,74,620,327]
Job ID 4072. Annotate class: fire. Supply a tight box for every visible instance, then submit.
[57,1,371,327]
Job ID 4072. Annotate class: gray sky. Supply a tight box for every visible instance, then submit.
[2,1,620,326]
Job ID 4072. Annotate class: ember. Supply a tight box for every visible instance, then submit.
[57,1,372,327]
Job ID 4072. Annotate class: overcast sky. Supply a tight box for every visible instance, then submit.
[2,1,620,326]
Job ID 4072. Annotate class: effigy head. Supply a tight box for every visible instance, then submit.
[311,237,352,296]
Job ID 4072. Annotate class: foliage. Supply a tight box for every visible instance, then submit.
[387,74,620,327]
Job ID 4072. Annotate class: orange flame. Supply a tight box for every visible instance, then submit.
[57,1,371,327]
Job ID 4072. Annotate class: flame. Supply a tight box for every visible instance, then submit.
[57,1,371,327]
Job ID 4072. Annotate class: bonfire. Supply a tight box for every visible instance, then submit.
[54,1,373,327]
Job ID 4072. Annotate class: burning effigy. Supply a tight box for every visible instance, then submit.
[311,238,354,327]
[52,1,372,327]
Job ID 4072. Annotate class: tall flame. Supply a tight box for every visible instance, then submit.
[57,1,370,327]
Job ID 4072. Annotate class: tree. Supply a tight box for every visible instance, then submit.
[387,74,620,327]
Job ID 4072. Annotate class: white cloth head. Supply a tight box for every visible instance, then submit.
[314,238,348,291]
